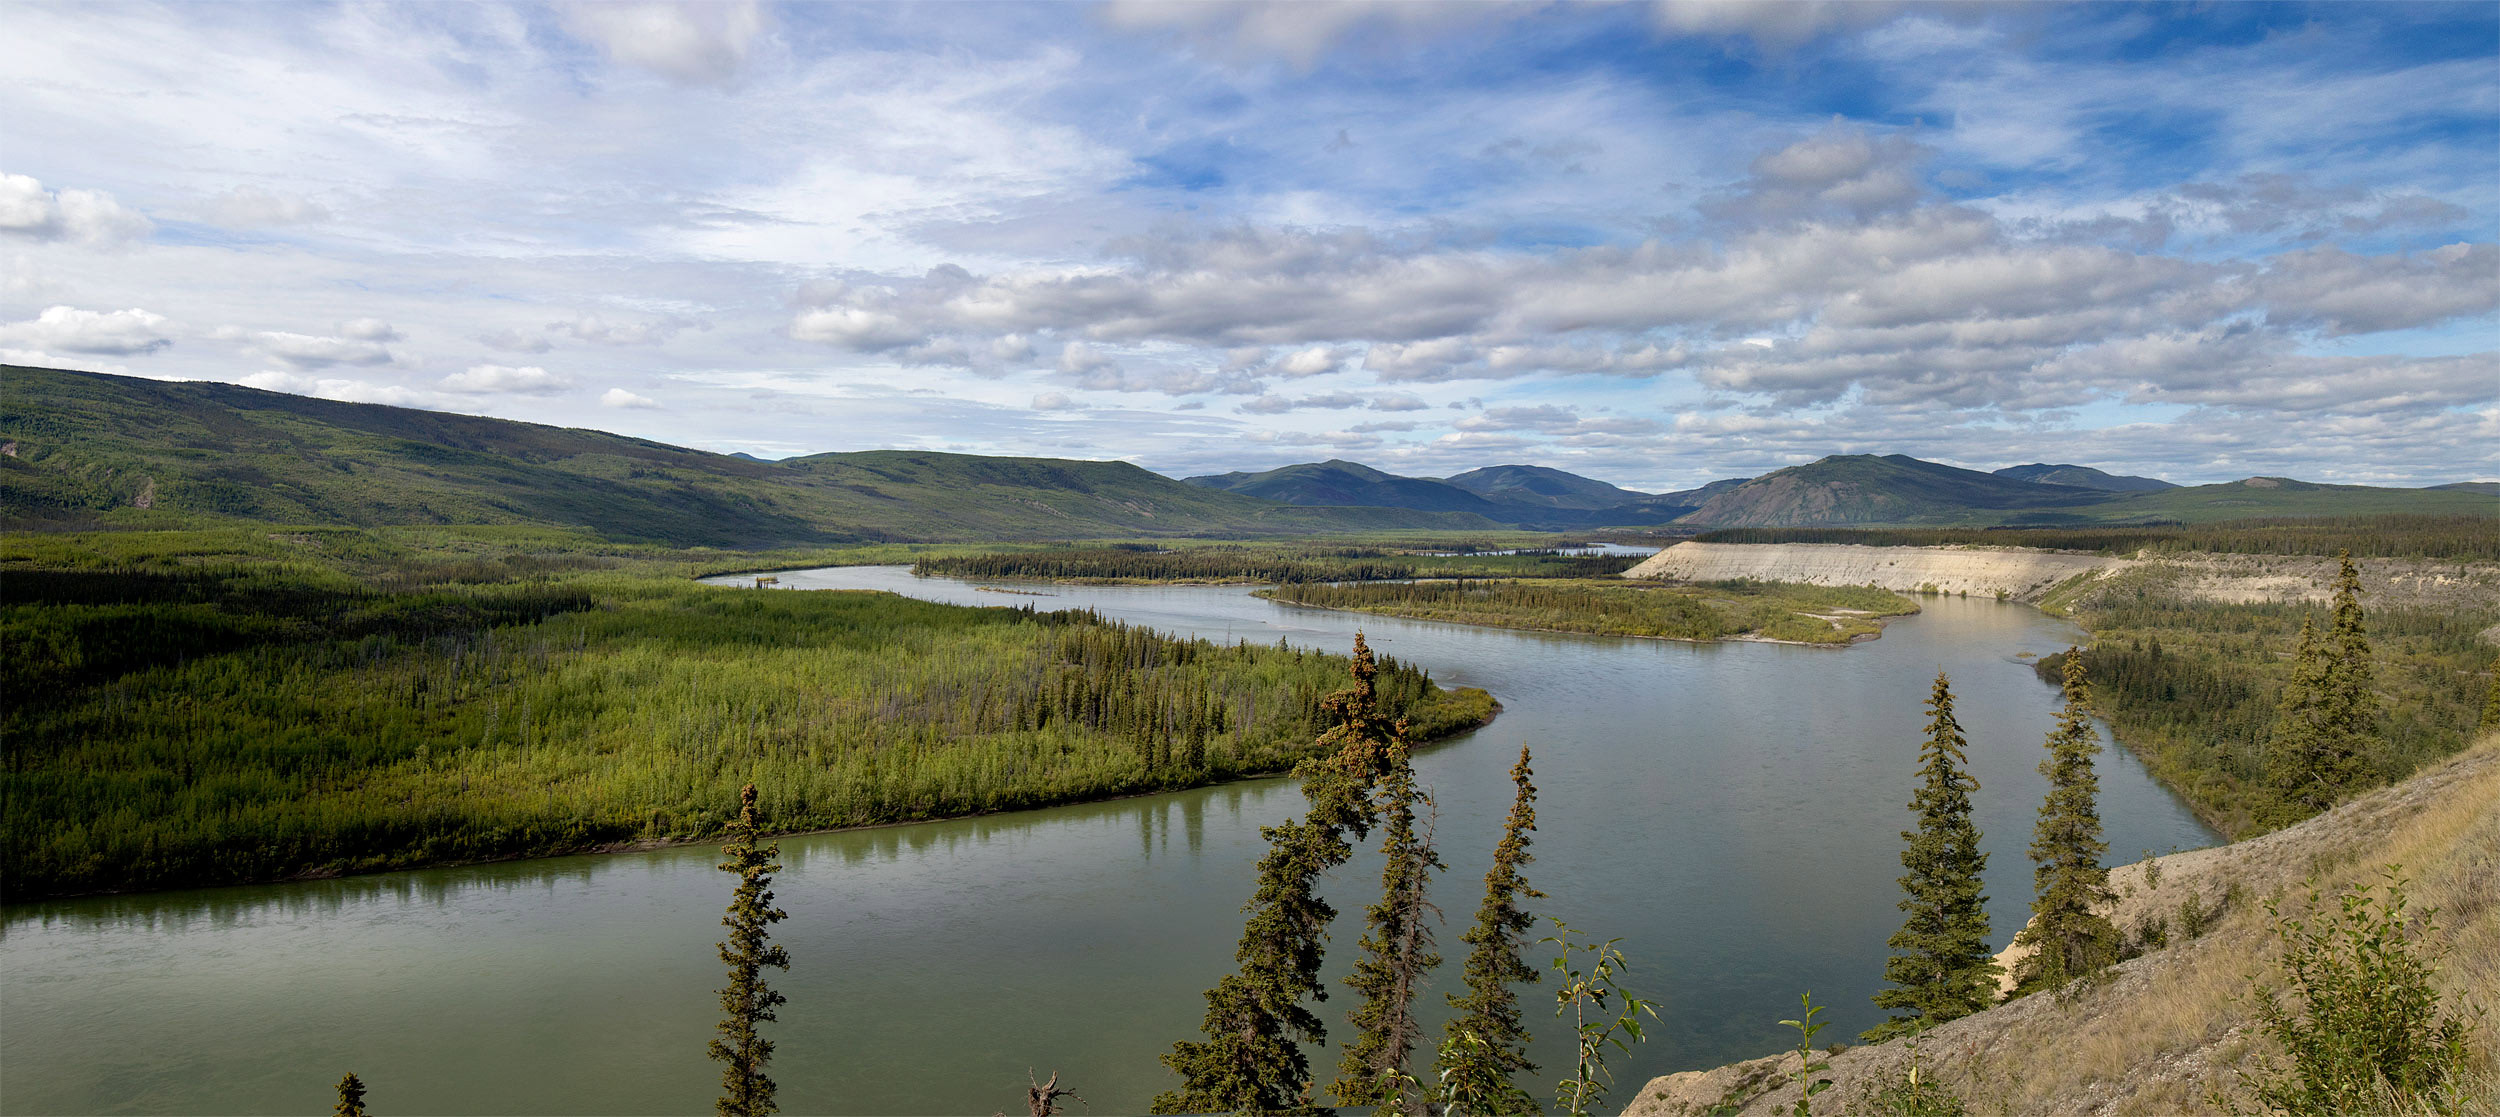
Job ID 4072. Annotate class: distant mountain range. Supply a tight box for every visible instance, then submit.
[1188,453,2492,530]
[5,366,2489,544]
[0,366,1496,545]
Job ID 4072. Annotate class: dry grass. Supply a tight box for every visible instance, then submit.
[1627,734,2500,1117]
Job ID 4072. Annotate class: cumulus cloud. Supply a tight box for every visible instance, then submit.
[1238,391,1365,415]
[1102,0,1525,67]
[477,328,555,354]
[601,387,660,409]
[215,326,396,370]
[2255,243,2499,336]
[790,306,922,351]
[442,364,571,394]
[562,0,770,85]
[0,174,152,245]
[0,306,174,355]
[1031,391,1078,411]
[339,318,401,342]
[237,371,471,411]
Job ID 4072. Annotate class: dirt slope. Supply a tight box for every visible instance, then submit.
[1624,736,2500,1117]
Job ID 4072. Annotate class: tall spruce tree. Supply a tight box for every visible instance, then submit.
[2012,650,2118,994]
[333,1072,368,1117]
[2267,553,2378,819]
[711,784,789,1117]
[1864,672,1999,1041]
[1435,746,1544,1115]
[1332,728,1444,1113]
[2480,655,2499,734]
[1155,635,1396,1115]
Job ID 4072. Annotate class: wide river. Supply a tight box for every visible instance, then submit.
[2,565,2217,1115]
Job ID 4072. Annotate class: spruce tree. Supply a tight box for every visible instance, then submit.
[711,784,789,1117]
[2012,650,2118,994]
[1332,727,1443,1113]
[334,1072,368,1117]
[1155,635,1395,1115]
[2480,655,2499,734]
[2267,554,2378,819]
[1435,746,1544,1115]
[1864,672,1998,1041]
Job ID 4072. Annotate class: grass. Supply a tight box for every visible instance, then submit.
[1,528,1496,899]
[1256,578,1920,644]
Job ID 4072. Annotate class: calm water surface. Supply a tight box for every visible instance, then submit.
[2,568,2216,1114]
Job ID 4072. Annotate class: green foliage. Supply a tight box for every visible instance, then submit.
[1,365,1483,544]
[1332,731,1445,1113]
[334,1072,369,1117]
[2012,652,2120,995]
[2,547,1490,898]
[1154,635,1400,1116]
[1542,918,1659,1117]
[1263,578,1916,644]
[2235,870,2476,1116]
[1865,673,1999,1041]
[1695,515,2500,561]
[1850,1040,1967,1117]
[1779,993,1836,1117]
[2264,554,2384,825]
[2481,656,2499,734]
[711,785,789,1117]
[1436,746,1545,1117]
[2042,573,2492,838]
[915,544,1639,584]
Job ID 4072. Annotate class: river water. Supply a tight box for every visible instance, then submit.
[1,567,2216,1115]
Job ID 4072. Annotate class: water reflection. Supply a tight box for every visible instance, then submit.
[3,571,2216,1116]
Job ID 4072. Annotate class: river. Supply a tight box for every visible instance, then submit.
[1,566,2217,1115]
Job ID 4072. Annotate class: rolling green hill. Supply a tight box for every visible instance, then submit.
[0,366,1493,545]
[1184,458,1508,515]
[1439,463,1655,510]
[1992,462,2177,492]
[1675,454,2114,526]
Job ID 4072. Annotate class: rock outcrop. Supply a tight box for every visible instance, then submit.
[1621,542,2119,602]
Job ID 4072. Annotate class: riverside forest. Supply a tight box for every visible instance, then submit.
[4,375,2497,1115]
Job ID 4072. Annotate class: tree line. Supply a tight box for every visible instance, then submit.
[1694,514,2500,561]
[912,546,1642,583]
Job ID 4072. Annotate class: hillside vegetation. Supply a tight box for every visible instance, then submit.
[1629,734,2500,1116]
[0,366,1490,545]
[0,528,1495,898]
[1259,578,1920,644]
[910,543,1642,583]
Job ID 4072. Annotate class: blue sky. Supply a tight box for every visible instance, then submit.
[3,0,2493,489]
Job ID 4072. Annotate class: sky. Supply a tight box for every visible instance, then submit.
[3,1,2495,491]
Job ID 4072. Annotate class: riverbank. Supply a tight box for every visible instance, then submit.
[3,554,1497,901]
[1255,577,1921,645]
[1625,733,2500,1117]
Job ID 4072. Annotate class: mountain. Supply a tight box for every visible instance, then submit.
[1439,464,1655,510]
[2428,481,2500,495]
[1183,459,1507,516]
[1186,459,1711,528]
[1677,454,2114,527]
[1992,462,2177,492]
[0,366,1495,544]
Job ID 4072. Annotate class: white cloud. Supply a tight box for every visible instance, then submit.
[442,364,571,394]
[216,327,396,370]
[0,174,152,245]
[601,387,660,409]
[562,0,770,86]
[477,328,555,354]
[201,185,328,227]
[552,313,687,346]
[1031,391,1077,411]
[790,307,922,351]
[0,306,174,355]
[338,318,401,342]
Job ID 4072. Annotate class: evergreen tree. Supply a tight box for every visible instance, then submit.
[2012,650,2118,994]
[1864,673,1999,1041]
[1333,728,1444,1113]
[1435,746,1544,1115]
[711,784,789,1117]
[1155,636,1396,1115]
[2480,655,2499,735]
[334,1072,368,1117]
[2267,554,2378,819]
